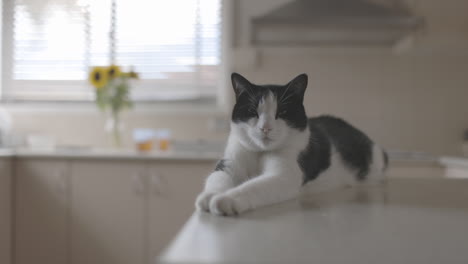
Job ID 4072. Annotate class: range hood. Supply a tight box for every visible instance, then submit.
[252,0,425,46]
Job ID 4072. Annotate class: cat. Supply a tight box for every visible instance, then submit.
[195,73,388,216]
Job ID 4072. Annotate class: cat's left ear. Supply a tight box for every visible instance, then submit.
[286,73,308,99]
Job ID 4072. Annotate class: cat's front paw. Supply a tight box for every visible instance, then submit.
[195,192,217,212]
[209,194,247,216]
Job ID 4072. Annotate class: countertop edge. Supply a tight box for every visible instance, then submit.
[0,148,221,161]
[2,149,468,165]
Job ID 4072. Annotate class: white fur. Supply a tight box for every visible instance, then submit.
[195,91,387,216]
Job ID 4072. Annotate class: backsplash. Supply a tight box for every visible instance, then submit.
[7,109,229,149]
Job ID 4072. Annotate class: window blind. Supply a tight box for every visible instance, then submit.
[2,0,222,101]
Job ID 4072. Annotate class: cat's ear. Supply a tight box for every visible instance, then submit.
[231,73,252,100]
[286,73,308,99]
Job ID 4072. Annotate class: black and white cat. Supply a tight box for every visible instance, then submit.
[196,73,388,216]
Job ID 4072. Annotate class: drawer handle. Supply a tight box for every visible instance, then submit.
[133,173,146,196]
[55,169,68,194]
[151,173,167,196]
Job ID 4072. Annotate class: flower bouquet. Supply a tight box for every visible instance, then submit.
[89,65,139,146]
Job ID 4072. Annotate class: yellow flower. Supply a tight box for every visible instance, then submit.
[128,70,139,79]
[107,65,121,79]
[89,67,108,89]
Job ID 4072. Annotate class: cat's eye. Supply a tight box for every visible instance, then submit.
[248,108,259,118]
[276,110,287,119]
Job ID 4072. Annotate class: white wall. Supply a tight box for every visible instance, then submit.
[6,0,468,156]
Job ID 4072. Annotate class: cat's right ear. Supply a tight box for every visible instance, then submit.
[231,73,252,100]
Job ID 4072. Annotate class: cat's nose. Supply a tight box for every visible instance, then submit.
[261,126,272,134]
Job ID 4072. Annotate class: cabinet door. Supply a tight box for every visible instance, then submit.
[15,159,69,264]
[0,158,12,264]
[70,160,146,264]
[148,161,213,262]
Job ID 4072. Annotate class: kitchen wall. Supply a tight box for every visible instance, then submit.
[6,0,468,156]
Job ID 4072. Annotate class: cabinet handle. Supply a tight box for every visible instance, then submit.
[55,169,68,195]
[133,173,146,196]
[151,172,167,196]
[54,168,68,206]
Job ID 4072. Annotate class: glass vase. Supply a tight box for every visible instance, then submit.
[105,111,124,148]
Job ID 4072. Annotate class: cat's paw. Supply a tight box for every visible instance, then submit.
[195,192,217,212]
[209,194,247,216]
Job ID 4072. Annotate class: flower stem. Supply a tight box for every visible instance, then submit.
[112,110,122,147]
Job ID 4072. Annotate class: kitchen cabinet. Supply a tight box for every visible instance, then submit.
[148,161,212,262]
[13,156,215,264]
[70,160,147,264]
[15,159,70,264]
[0,158,12,264]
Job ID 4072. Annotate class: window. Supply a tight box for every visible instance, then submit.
[2,0,223,102]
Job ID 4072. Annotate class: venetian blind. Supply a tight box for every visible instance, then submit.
[2,0,222,101]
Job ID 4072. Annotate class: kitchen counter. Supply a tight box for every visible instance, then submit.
[440,156,468,168]
[0,149,15,157]
[0,148,445,162]
[0,147,220,160]
[159,178,468,264]
[440,156,468,178]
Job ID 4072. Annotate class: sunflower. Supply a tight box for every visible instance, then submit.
[107,65,121,79]
[128,70,139,79]
[89,67,108,89]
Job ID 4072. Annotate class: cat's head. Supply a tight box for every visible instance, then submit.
[230,73,308,151]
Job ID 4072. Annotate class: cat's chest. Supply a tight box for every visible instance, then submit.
[244,153,271,178]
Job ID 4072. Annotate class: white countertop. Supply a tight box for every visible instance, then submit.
[440,156,468,168]
[159,178,468,264]
[1,146,467,166]
[0,148,441,160]
[0,148,15,157]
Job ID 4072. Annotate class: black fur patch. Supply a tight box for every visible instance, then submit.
[298,120,332,184]
[299,116,374,183]
[274,85,308,130]
[215,159,226,171]
[231,86,265,123]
